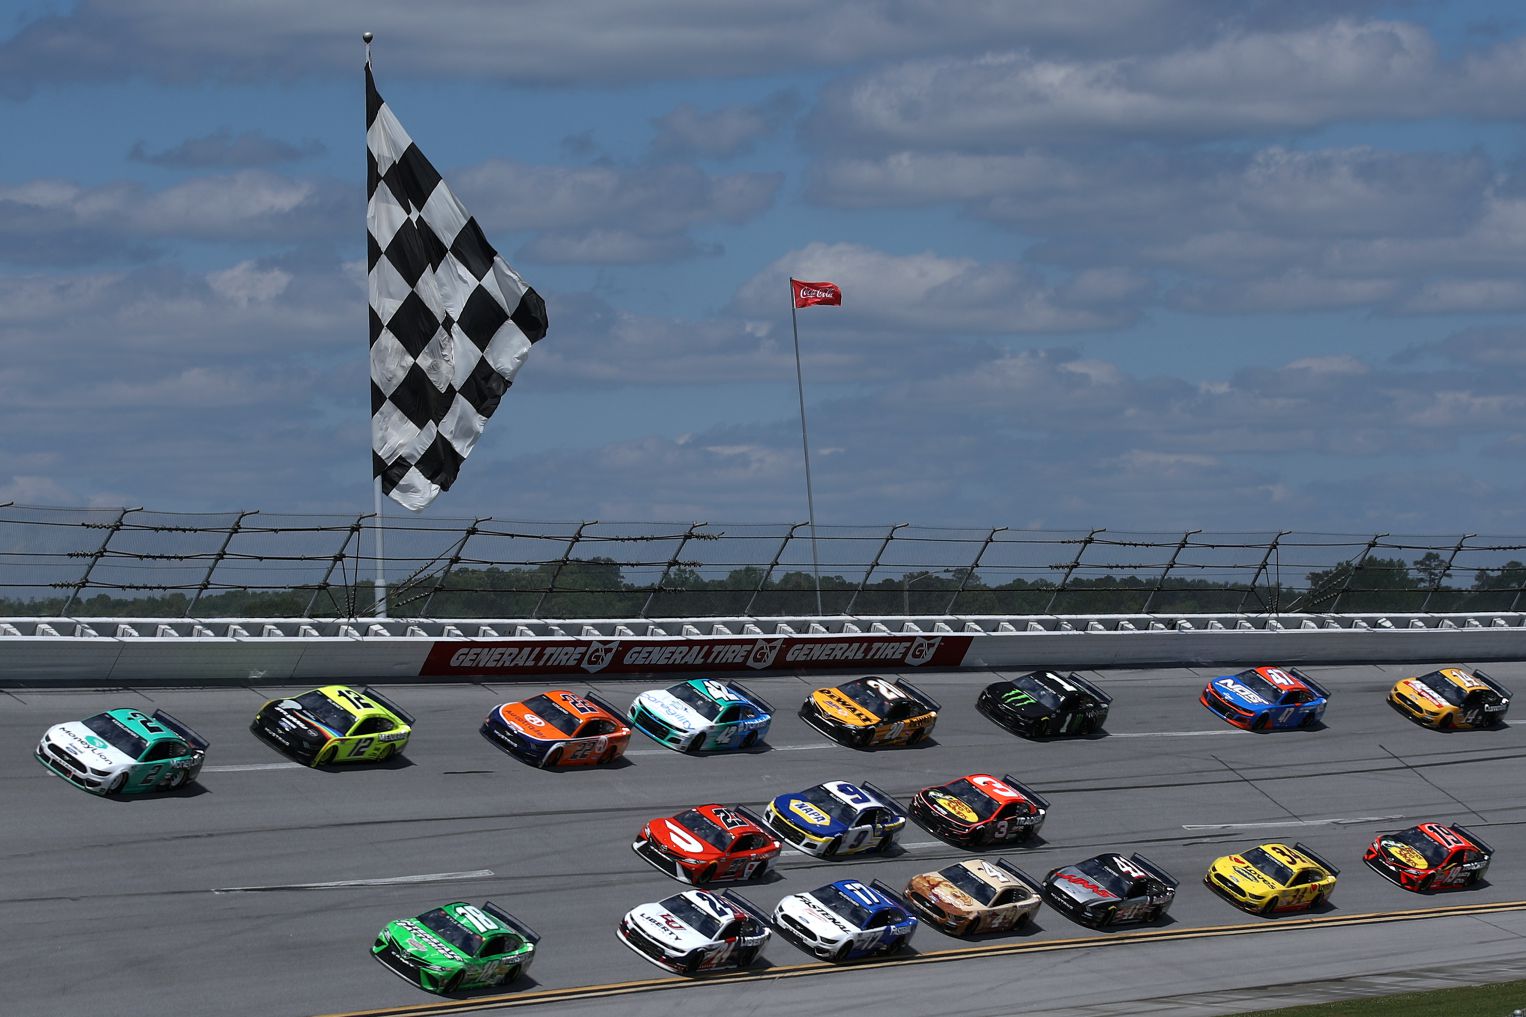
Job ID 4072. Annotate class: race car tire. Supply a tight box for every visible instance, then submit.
[314,743,337,767]
[599,745,618,765]
[1439,714,1453,730]
[1259,897,1278,916]
[1300,712,1318,729]
[826,836,842,857]
[698,863,718,883]
[1465,870,1482,887]
[166,768,188,790]
[1418,873,1437,892]
[1099,906,1117,927]
[681,951,703,975]
[832,941,853,963]
[499,964,520,985]
[908,728,927,745]
[442,972,463,995]
[855,729,874,748]
[541,745,563,769]
[104,772,128,796]
[375,744,393,763]
[875,833,896,854]
[1251,714,1270,732]
[683,735,703,754]
[1035,718,1052,738]
[741,731,758,749]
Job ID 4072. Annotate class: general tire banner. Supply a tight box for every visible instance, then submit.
[421,633,973,677]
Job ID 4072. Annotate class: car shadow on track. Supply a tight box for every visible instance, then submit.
[313,754,416,774]
[100,783,213,803]
[834,737,943,753]
[441,972,542,1000]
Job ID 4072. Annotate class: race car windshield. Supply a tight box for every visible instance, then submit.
[667,683,723,721]
[1231,670,1283,701]
[1011,674,1064,709]
[82,713,147,760]
[418,908,483,955]
[661,895,727,939]
[816,887,878,928]
[294,691,356,734]
[1385,828,1450,866]
[939,864,1000,905]
[520,695,580,735]
[840,677,908,716]
[1415,672,1469,706]
[1240,847,1295,885]
[1075,858,1138,898]
[798,785,864,825]
[675,810,731,850]
[936,779,1002,821]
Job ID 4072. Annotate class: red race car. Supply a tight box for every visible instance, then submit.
[633,804,782,884]
[1364,822,1493,892]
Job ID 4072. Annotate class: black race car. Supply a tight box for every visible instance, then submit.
[1042,852,1178,928]
[977,671,1111,738]
[907,772,1049,848]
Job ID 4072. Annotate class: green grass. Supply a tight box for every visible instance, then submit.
[1235,978,1526,1016]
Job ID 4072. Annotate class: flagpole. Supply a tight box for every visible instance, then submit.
[789,285,824,616]
[364,30,388,620]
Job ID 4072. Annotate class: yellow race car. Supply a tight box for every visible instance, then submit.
[799,675,940,748]
[250,684,414,765]
[1388,667,1512,730]
[1204,841,1339,916]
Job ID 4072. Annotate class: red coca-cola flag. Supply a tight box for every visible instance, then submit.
[791,279,842,308]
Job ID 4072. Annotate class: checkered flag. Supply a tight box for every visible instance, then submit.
[367,60,547,511]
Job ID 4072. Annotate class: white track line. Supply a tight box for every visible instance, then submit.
[202,762,305,772]
[626,743,834,757]
[1182,815,1404,831]
[1110,730,1241,738]
[213,869,495,894]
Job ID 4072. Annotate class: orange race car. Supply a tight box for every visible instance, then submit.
[480,689,631,768]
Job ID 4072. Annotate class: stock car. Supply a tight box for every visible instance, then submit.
[480,689,631,767]
[616,889,771,974]
[907,772,1050,847]
[764,779,908,858]
[250,685,413,766]
[1387,667,1512,730]
[977,671,1112,738]
[1200,666,1331,731]
[372,900,538,995]
[633,804,782,884]
[903,858,1043,936]
[1204,842,1340,915]
[627,678,773,752]
[773,878,918,961]
[35,708,209,795]
[1364,822,1494,892]
[800,675,941,748]
[1042,852,1179,928]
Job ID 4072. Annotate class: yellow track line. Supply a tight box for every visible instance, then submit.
[316,896,1526,1017]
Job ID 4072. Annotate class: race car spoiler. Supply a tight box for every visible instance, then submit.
[893,677,942,713]
[482,901,541,944]
[151,709,210,751]
[719,890,771,927]
[1471,669,1513,698]
[859,781,909,819]
[1293,842,1341,877]
[1001,773,1051,812]
[1129,853,1179,888]
[726,680,775,715]
[733,805,776,834]
[582,690,626,719]
[360,687,415,726]
[867,879,917,914]
[1451,823,1495,855]
[1062,672,1113,704]
[1288,668,1332,699]
[994,858,1044,893]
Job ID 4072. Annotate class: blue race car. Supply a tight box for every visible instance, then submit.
[763,779,907,858]
[1200,666,1331,731]
[773,878,918,961]
[628,678,773,753]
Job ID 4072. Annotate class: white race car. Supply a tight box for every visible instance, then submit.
[627,678,774,753]
[616,889,771,974]
[773,878,919,962]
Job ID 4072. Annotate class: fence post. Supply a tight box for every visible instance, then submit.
[60,507,138,615]
[641,522,705,618]
[945,526,1006,614]
[1417,534,1472,613]
[535,520,594,618]
[1329,532,1388,614]
[845,523,906,615]
[744,523,805,616]
[1236,531,1291,614]
[1044,528,1103,614]
[417,517,487,618]
[1142,529,1200,615]
[304,515,366,618]
[185,510,256,617]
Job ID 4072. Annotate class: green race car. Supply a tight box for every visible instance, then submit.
[35,708,209,795]
[373,901,539,994]
[250,684,413,766]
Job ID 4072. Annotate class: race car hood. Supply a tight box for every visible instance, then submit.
[647,818,723,861]
[986,686,1050,720]
[1212,856,1282,892]
[47,721,133,769]
[919,788,980,825]
[497,702,571,741]
[1209,677,1273,710]
[780,892,857,941]
[811,688,877,727]
[387,919,468,967]
[1048,866,1116,904]
[1374,838,1431,870]
[1396,678,1448,711]
[263,700,336,740]
[909,873,978,915]
[625,903,713,953]
[634,690,708,734]
[769,793,849,837]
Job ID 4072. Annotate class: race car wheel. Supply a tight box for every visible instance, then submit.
[499,964,520,985]
[741,731,758,749]
[1259,897,1278,916]
[875,833,896,854]
[698,863,718,883]
[442,971,464,995]
[826,836,842,857]
[1251,714,1270,732]
[375,744,393,763]
[907,728,927,745]
[684,735,703,754]
[1418,873,1437,892]
[681,951,703,975]
[1035,718,1052,738]
[541,745,563,769]
[166,768,188,790]
[832,941,853,963]
[599,745,617,764]
[1439,714,1453,730]
[104,772,128,796]
[314,743,336,767]
[1300,712,1318,729]
[1099,906,1117,927]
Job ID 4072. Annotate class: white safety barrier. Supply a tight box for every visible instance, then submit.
[2,612,1524,686]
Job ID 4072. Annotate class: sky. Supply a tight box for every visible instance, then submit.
[5,1,1526,536]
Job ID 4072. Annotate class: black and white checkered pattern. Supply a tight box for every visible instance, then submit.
[367,61,547,511]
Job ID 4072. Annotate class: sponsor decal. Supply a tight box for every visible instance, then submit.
[1053,871,1115,899]
[1406,681,1447,708]
[423,634,972,677]
[1217,678,1266,705]
[1382,841,1428,869]
[84,735,109,750]
[789,800,832,827]
[927,789,977,824]
[999,688,1036,706]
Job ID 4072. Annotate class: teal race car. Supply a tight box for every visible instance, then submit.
[35,708,209,795]
[628,678,774,753]
[373,901,539,994]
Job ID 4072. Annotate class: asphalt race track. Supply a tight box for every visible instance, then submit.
[5,662,1526,1017]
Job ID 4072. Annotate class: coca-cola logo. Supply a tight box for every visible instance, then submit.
[799,287,833,299]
